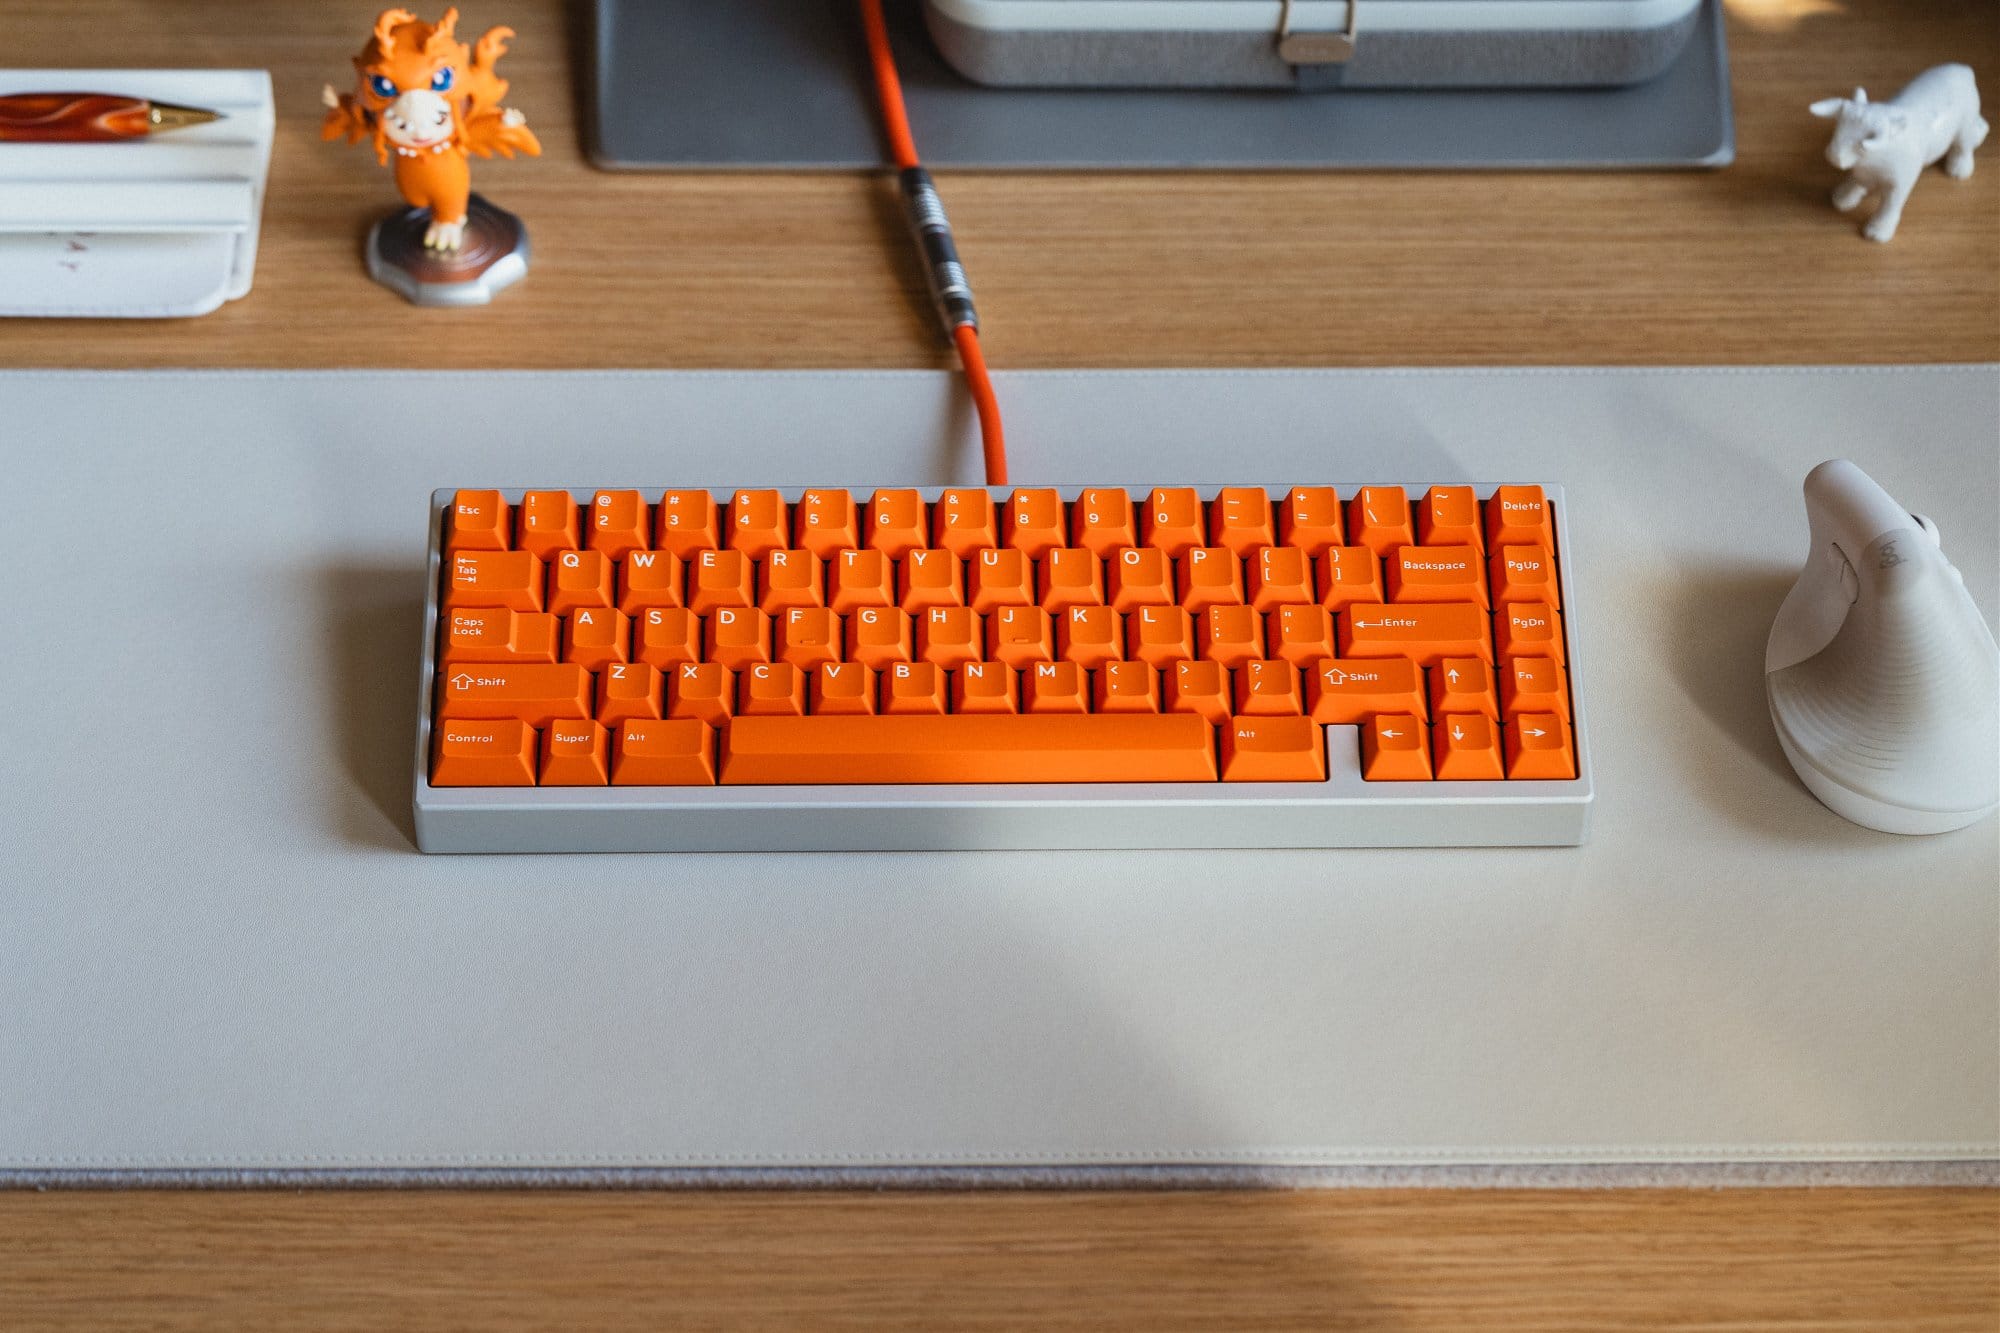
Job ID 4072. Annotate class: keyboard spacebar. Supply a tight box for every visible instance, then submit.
[719,715,1219,785]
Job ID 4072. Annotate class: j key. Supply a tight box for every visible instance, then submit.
[759,549,825,611]
[1268,605,1336,667]
[796,489,859,556]
[1039,548,1103,610]
[1347,486,1414,556]
[848,606,914,667]
[883,661,949,714]
[1166,659,1232,725]
[447,549,544,612]
[1210,487,1274,556]
[1505,712,1577,780]
[1316,546,1383,611]
[1486,485,1555,551]
[549,549,614,615]
[776,607,843,670]
[617,550,684,614]
[900,548,964,610]
[1340,602,1491,666]
[611,719,716,785]
[1248,546,1315,610]
[1429,657,1499,718]
[447,489,510,552]
[1387,544,1488,608]
[829,549,896,612]
[969,547,1036,611]
[1107,547,1175,610]
[518,489,581,559]
[1433,713,1505,781]
[636,608,701,668]
[431,718,537,786]
[1023,660,1090,714]
[541,720,610,786]
[728,489,790,560]
[656,489,721,557]
[1220,715,1326,782]
[1234,659,1303,716]
[564,607,630,670]
[1497,602,1565,664]
[934,488,998,556]
[917,606,984,668]
[688,549,755,613]
[1278,486,1344,555]
[597,661,664,724]
[954,661,1018,714]
[441,606,558,665]
[719,714,1220,784]
[1094,661,1160,714]
[1306,657,1428,724]
[1361,714,1431,781]
[667,662,735,725]
[1489,544,1561,609]
[1071,487,1136,557]
[1199,604,1265,667]
[1419,485,1483,550]
[1004,488,1067,558]
[1178,548,1243,611]
[587,490,649,559]
[437,662,591,727]
[704,606,772,670]
[1500,656,1570,718]
[739,662,808,717]
[866,488,929,559]
[1057,605,1122,668]
[1142,487,1206,556]
[811,661,877,715]
[1127,605,1196,667]
[989,605,1055,667]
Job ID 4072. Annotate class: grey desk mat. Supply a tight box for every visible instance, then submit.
[589,0,1733,169]
[2,366,1995,1187]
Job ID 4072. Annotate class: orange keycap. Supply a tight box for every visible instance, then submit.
[1485,485,1555,551]
[882,661,949,714]
[1057,605,1122,668]
[1071,487,1136,557]
[1107,547,1175,610]
[739,661,808,716]
[596,661,664,724]
[704,606,771,669]
[688,548,755,613]
[549,549,615,615]
[1316,546,1383,611]
[1023,660,1089,714]
[1347,486,1414,556]
[727,489,790,559]
[795,488,859,557]
[1039,548,1104,610]
[1497,602,1565,665]
[447,549,544,612]
[1361,714,1432,781]
[518,489,581,560]
[1199,604,1264,667]
[1178,548,1243,611]
[1387,544,1488,608]
[636,607,701,669]
[441,606,558,665]
[1004,488,1068,558]
[617,550,684,614]
[1433,712,1505,781]
[828,548,897,612]
[759,549,824,611]
[899,548,964,610]
[811,661,876,715]
[917,606,984,668]
[988,605,1054,667]
[720,714,1219,784]
[864,488,929,559]
[1127,605,1195,667]
[1340,602,1491,666]
[1142,487,1206,556]
[431,718,538,786]
[934,488,999,556]
[1268,605,1336,667]
[1505,712,1576,779]
[541,720,611,786]
[776,607,843,670]
[968,547,1035,612]
[564,607,630,670]
[447,489,510,552]
[587,490,649,559]
[848,606,914,667]
[667,662,735,725]
[1247,546,1315,610]
[1165,659,1232,724]
[656,489,721,557]
[1419,485,1483,550]
[437,662,591,727]
[1429,657,1498,718]
[953,660,1018,714]
[1489,544,1561,610]
[1234,658,1303,716]
[1500,656,1570,718]
[1210,486,1274,556]
[1306,657,1428,724]
[1094,661,1159,714]
[1221,715,1327,782]
[612,718,716,785]
[1278,486,1344,555]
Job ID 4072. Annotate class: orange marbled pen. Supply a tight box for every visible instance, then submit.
[0,93,221,142]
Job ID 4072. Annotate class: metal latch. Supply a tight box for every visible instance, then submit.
[1277,0,1358,65]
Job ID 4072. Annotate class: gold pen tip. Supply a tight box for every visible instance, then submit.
[147,100,224,132]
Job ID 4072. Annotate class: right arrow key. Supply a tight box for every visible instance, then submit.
[1505,713,1577,780]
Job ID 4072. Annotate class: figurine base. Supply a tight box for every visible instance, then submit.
[365,194,529,307]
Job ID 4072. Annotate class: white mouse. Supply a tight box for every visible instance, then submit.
[1766,460,1999,834]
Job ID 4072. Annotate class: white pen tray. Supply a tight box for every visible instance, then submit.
[0,69,273,317]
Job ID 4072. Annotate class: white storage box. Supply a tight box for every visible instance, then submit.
[924,0,1705,89]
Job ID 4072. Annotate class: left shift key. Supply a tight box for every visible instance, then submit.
[436,663,592,727]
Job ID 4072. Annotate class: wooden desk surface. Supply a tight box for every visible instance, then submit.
[2,1,1995,1328]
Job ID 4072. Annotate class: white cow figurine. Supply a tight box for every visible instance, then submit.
[1811,65,1987,242]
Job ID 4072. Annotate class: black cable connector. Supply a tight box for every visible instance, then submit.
[898,166,978,335]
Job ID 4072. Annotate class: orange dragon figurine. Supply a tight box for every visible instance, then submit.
[323,7,540,302]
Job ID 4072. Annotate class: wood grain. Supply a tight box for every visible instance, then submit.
[3,1188,1996,1331]
[0,0,1990,370]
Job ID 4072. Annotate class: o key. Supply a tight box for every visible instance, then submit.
[1107,547,1175,611]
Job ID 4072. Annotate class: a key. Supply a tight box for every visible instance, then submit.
[517,490,580,559]
[541,720,610,786]
[1419,485,1483,550]
[1278,486,1344,555]
[1004,488,1067,558]
[436,662,592,727]
[811,661,877,715]
[1234,659,1303,716]
[1433,712,1505,781]
[636,608,701,669]
[1248,546,1315,610]
[1178,548,1243,611]
[1505,712,1576,779]
[1268,605,1336,667]
[1347,486,1414,556]
[934,488,999,556]
[597,661,664,724]
[1387,544,1488,608]
[1210,486,1275,556]
[446,549,544,613]
[1039,548,1104,610]
[1340,602,1492,666]
[687,548,755,613]
[883,661,949,714]
[564,607,630,670]
[1165,659,1232,724]
[430,718,538,787]
[441,606,558,665]
[1489,543,1561,609]
[740,662,808,717]
[848,606,914,668]
[953,661,1018,714]
[1107,547,1174,610]
[968,547,1036,612]
[611,718,716,785]
[549,549,615,615]
[776,607,843,671]
[447,489,510,552]
[1500,656,1570,718]
[828,548,896,612]
[1485,485,1555,551]
[795,489,859,557]
[666,662,735,725]
[728,489,790,560]
[1057,605,1122,668]
[719,714,1219,784]
[758,549,824,611]
[1221,715,1326,782]
[1071,487,1136,557]
[1142,487,1206,556]
[866,488,929,559]
[705,606,772,670]
[1199,604,1264,667]
[900,548,964,610]
[1023,660,1090,714]
[1094,661,1160,714]
[1361,714,1431,781]
[656,489,721,557]
[587,490,649,559]
[1497,601,1565,664]
[1127,605,1195,667]
[917,606,984,668]
[988,605,1054,667]
[1316,546,1383,611]
[617,550,684,614]
[1306,657,1428,724]
[1429,657,1498,718]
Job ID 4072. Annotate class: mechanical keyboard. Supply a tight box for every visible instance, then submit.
[416,484,1592,851]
